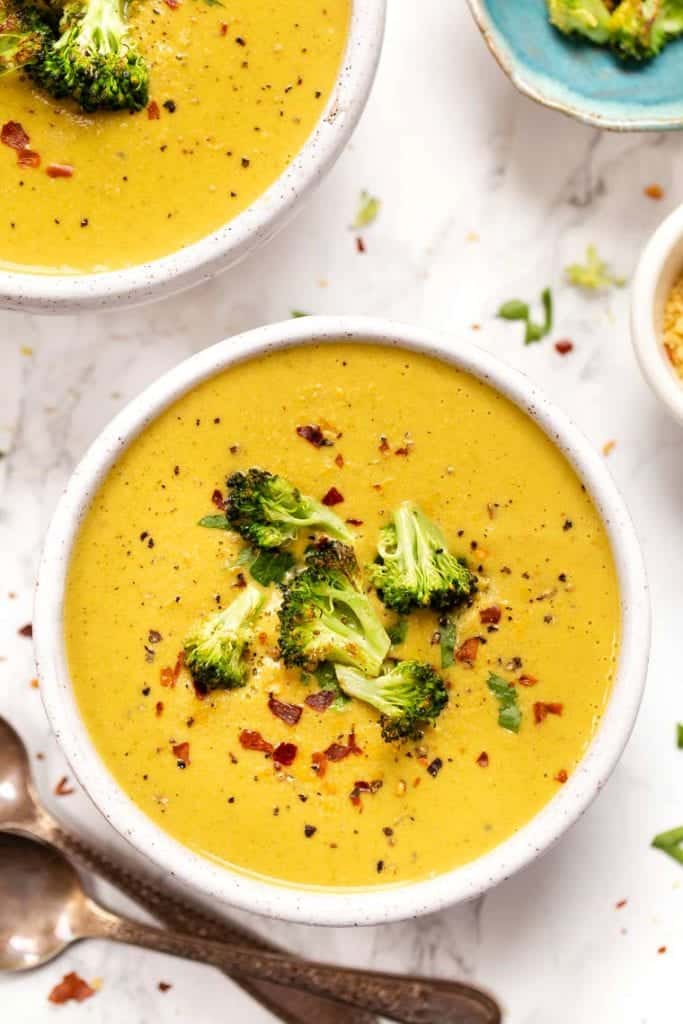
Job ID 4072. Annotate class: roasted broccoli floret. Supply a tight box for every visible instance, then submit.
[547,0,612,44]
[0,2,52,77]
[226,468,353,549]
[367,501,476,614]
[335,661,449,743]
[183,584,264,692]
[610,0,683,60]
[30,0,148,112]
[278,540,390,676]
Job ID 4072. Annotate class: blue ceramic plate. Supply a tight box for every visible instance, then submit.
[467,0,683,131]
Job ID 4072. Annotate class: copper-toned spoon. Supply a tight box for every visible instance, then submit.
[0,715,372,1024]
[0,833,501,1024]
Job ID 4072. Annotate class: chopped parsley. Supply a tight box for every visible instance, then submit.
[498,288,553,345]
[439,618,457,669]
[290,310,310,318]
[676,722,683,749]
[565,246,625,291]
[652,826,683,865]
[248,549,295,586]
[198,514,230,529]
[487,672,522,733]
[352,190,381,229]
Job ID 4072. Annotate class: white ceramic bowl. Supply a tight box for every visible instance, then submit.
[631,206,683,426]
[0,2,385,315]
[34,316,651,927]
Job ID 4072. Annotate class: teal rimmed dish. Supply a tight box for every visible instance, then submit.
[467,0,683,132]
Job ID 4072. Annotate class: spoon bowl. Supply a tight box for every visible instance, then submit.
[0,718,38,830]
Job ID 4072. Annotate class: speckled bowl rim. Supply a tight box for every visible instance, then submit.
[34,316,650,927]
[0,1,385,314]
[631,205,683,426]
[466,0,683,132]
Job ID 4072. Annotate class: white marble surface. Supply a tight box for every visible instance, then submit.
[2,2,683,1021]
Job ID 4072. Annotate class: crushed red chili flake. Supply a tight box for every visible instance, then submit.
[346,518,363,526]
[455,636,480,665]
[658,945,667,954]
[296,424,329,448]
[172,741,190,765]
[533,701,564,724]
[350,779,381,809]
[394,445,410,456]
[378,436,390,453]
[1,120,30,151]
[304,690,335,711]
[239,730,273,754]
[148,100,161,119]
[273,742,297,767]
[325,742,351,762]
[555,339,574,355]
[555,769,568,784]
[518,674,538,687]
[160,650,185,687]
[321,486,344,506]
[311,751,327,777]
[211,488,224,508]
[355,236,366,253]
[479,605,502,625]
[163,0,181,8]
[219,22,228,35]
[18,622,32,637]
[158,982,172,992]
[46,163,74,178]
[48,973,95,1004]
[54,776,74,796]
[155,701,164,717]
[268,693,303,726]
[334,453,344,468]
[18,150,40,168]
[615,899,628,910]
[644,184,664,200]
[476,751,489,767]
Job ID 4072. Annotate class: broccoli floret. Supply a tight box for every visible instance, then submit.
[335,661,449,742]
[30,0,148,112]
[278,540,390,676]
[610,0,683,60]
[183,584,264,692]
[367,501,476,614]
[0,2,52,77]
[547,0,612,44]
[226,468,353,549]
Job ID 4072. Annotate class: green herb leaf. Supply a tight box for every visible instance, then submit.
[198,514,230,529]
[565,246,625,292]
[440,618,457,669]
[249,549,295,586]
[352,190,381,229]
[290,310,310,318]
[524,320,545,345]
[315,662,350,709]
[203,0,225,7]
[678,723,683,749]
[387,616,408,646]
[487,672,522,733]
[652,826,683,865]
[497,299,529,321]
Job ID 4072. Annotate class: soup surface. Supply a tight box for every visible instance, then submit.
[65,343,620,889]
[0,1,349,274]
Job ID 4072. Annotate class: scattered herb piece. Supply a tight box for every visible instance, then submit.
[198,513,230,529]
[652,826,683,865]
[498,289,553,345]
[439,618,457,668]
[677,723,683,749]
[487,672,522,733]
[352,190,381,229]
[290,310,310,318]
[565,246,625,291]
[248,548,295,586]
[498,299,529,321]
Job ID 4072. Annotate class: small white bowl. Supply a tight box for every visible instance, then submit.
[34,316,651,927]
[631,207,683,426]
[0,2,385,315]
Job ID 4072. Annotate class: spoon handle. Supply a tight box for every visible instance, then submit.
[30,808,374,1024]
[91,911,501,1024]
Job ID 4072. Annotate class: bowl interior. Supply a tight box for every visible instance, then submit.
[471,0,683,130]
[34,317,650,926]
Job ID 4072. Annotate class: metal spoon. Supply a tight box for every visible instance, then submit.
[0,714,373,1024]
[0,833,500,1024]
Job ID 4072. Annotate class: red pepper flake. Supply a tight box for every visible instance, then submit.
[46,163,74,178]
[268,693,302,726]
[615,899,628,910]
[239,729,273,754]
[349,778,381,809]
[54,776,74,796]
[555,339,574,355]
[554,769,568,784]
[476,751,489,767]
[325,742,352,762]
[321,486,343,507]
[219,22,228,35]
[518,674,538,687]
[211,488,224,508]
[355,236,366,253]
[18,150,40,169]
[346,518,363,526]
[172,741,190,766]
[334,453,344,468]
[296,424,330,448]
[1,120,30,151]
[160,650,185,687]
[664,342,676,366]
[658,945,667,954]
[273,742,297,767]
[18,622,32,637]
[49,973,96,1005]
[304,690,335,711]
[533,701,564,724]
[163,0,181,8]
[479,605,502,625]
[311,751,327,777]
[30,678,39,689]
[455,636,480,665]
[158,982,172,992]
[394,446,410,457]
[644,184,664,200]
[155,701,164,717]
[147,100,161,119]
[378,436,390,453]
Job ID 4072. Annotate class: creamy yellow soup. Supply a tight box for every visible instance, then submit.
[0,1,349,274]
[65,343,620,889]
